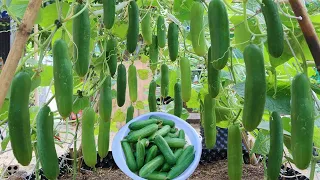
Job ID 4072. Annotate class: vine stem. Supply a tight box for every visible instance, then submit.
[63,0,90,23]
[34,144,40,180]
[223,0,242,14]
[243,1,266,37]
[73,114,80,180]
[309,156,317,180]
[44,95,56,106]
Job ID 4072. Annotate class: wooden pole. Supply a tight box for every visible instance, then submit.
[0,0,42,109]
[289,0,320,71]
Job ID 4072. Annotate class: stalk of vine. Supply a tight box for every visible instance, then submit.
[73,114,80,180]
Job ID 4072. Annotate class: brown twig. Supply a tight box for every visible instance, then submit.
[289,0,320,72]
[0,0,42,109]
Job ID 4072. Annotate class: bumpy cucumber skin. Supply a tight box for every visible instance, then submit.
[164,137,186,148]
[242,44,266,131]
[208,0,230,70]
[53,39,73,118]
[176,145,194,165]
[167,153,195,179]
[207,47,221,98]
[103,0,115,29]
[126,1,139,53]
[161,148,184,172]
[129,119,158,130]
[136,140,146,170]
[139,155,165,178]
[141,12,153,45]
[157,16,166,48]
[122,141,138,172]
[126,105,134,123]
[145,145,159,163]
[161,64,169,97]
[227,124,242,180]
[148,80,157,112]
[73,4,90,77]
[117,64,127,107]
[8,72,32,166]
[98,119,111,159]
[291,73,314,170]
[168,22,179,61]
[203,94,216,149]
[268,111,283,180]
[149,125,171,140]
[81,107,97,168]
[106,37,117,77]
[261,0,284,58]
[126,124,159,142]
[178,130,185,139]
[190,1,207,56]
[174,82,183,118]
[128,64,138,102]
[154,135,176,165]
[149,35,159,72]
[99,74,112,122]
[146,171,167,180]
[180,57,192,102]
[149,115,175,127]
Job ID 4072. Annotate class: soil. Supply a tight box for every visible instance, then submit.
[59,160,264,180]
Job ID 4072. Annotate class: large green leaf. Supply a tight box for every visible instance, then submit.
[40,65,53,86]
[173,0,194,21]
[73,96,90,114]
[251,129,270,155]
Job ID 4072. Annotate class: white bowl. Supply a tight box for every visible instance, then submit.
[112,112,203,180]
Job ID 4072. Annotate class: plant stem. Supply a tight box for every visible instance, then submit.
[243,1,266,38]
[34,144,40,180]
[232,109,242,124]
[310,157,317,180]
[44,95,56,106]
[223,0,242,14]
[0,119,8,126]
[63,0,90,22]
[229,47,237,84]
[73,115,80,180]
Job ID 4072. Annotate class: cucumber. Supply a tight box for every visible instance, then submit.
[140,138,150,147]
[126,1,139,53]
[128,64,138,102]
[242,44,266,131]
[167,153,195,179]
[216,106,233,123]
[136,140,146,170]
[122,141,138,172]
[126,124,159,142]
[117,63,127,107]
[81,107,97,168]
[207,47,221,98]
[180,57,191,102]
[227,124,242,180]
[73,3,90,77]
[8,72,32,166]
[149,125,171,140]
[261,0,284,58]
[157,16,166,48]
[103,0,115,29]
[190,1,207,56]
[161,148,184,172]
[178,130,185,139]
[141,12,152,45]
[53,39,73,118]
[174,82,182,118]
[176,145,194,165]
[203,94,216,149]
[170,128,178,133]
[268,111,283,180]
[139,155,165,178]
[161,64,169,97]
[291,73,314,169]
[168,22,179,61]
[149,35,159,72]
[106,37,117,77]
[145,145,159,163]
[154,135,176,165]
[149,115,175,127]
[36,106,59,179]
[98,119,111,159]
[129,119,159,130]
[164,137,186,148]
[148,80,157,112]
[208,0,230,70]
[99,74,112,122]
[166,132,179,138]
[146,171,167,180]
[126,105,134,123]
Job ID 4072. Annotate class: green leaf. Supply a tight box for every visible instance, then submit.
[313,126,320,150]
[8,0,28,19]
[40,65,53,86]
[1,136,10,151]
[30,106,40,123]
[0,100,9,120]
[110,121,118,132]
[216,120,229,128]
[137,69,149,80]
[113,109,125,122]
[282,117,291,133]
[73,96,90,114]
[251,129,270,156]
[112,22,128,39]
[186,89,199,109]
[168,69,178,98]
[140,54,149,64]
[180,108,189,120]
[112,89,117,99]
[173,0,194,21]
[135,101,144,110]
[31,75,41,92]
[257,120,290,136]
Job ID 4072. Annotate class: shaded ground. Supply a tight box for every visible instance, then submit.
[59,160,264,180]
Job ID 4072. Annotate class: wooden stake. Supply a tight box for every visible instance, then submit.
[289,0,320,71]
[0,0,42,109]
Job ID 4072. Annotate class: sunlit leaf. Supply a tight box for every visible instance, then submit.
[135,101,144,110]
[137,69,149,80]
[251,129,270,155]
[113,109,125,122]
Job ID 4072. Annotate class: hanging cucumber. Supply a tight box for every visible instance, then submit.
[180,57,191,102]
[128,64,138,102]
[106,37,118,77]
[53,39,73,118]
[127,1,139,53]
[208,0,230,70]
[82,107,97,168]
[99,74,112,122]
[98,119,111,159]
[8,72,32,166]
[161,64,169,97]
[174,82,182,118]
[242,44,266,131]
[126,105,134,123]
[141,12,152,45]
[203,94,216,149]
[227,124,242,180]
[207,47,221,98]
[157,16,166,48]
[261,0,284,58]
[117,64,127,107]
[291,73,314,170]
[103,0,115,29]
[168,22,179,61]
[190,1,207,56]
[149,35,159,73]
[148,80,157,112]
[73,3,91,77]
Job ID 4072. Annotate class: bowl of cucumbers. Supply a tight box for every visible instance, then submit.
[112,112,202,180]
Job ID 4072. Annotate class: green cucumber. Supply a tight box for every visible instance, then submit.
[164,137,186,148]
[126,1,139,53]
[190,1,207,56]
[122,141,138,172]
[145,145,159,163]
[117,63,127,107]
[178,130,185,139]
[207,47,221,98]
[126,105,134,123]
[136,140,146,170]
[176,145,194,165]
[203,94,216,149]
[174,82,182,117]
[129,119,158,130]
[98,119,111,159]
[148,80,157,112]
[168,22,179,61]
[149,115,175,127]
[227,124,242,180]
[170,128,178,133]
[157,16,166,48]
[167,153,195,179]
[166,132,179,138]
[180,57,191,102]
[126,124,159,142]
[141,12,153,45]
[146,171,167,180]
[154,135,176,165]
[161,148,184,172]
[139,155,165,178]
[99,74,112,122]
[103,0,115,29]
[106,37,117,77]
[149,125,171,140]
[149,35,159,72]
[128,64,138,102]
[161,64,169,97]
